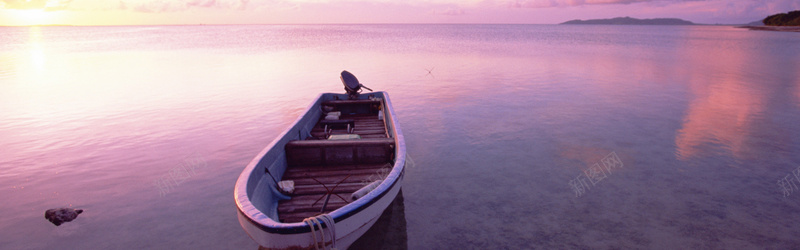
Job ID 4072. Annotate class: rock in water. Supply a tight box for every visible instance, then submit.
[45,208,83,226]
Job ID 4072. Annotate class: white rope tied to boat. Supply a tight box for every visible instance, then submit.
[303,214,337,250]
[303,217,323,250]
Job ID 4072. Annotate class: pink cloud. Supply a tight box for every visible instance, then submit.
[507,0,707,8]
[187,0,217,8]
[117,0,248,12]
[728,0,800,16]
[1,0,72,10]
[431,7,467,16]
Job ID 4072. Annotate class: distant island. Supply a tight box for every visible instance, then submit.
[740,10,800,32]
[560,17,695,25]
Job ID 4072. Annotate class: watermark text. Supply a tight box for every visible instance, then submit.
[568,151,623,198]
[154,153,208,197]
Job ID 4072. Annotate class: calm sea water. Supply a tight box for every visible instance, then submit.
[1,24,799,249]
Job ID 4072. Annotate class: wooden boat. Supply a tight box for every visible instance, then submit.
[235,71,406,249]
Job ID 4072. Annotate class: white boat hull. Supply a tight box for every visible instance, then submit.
[237,173,402,249]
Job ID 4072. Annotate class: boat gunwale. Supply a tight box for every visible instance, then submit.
[234,91,406,235]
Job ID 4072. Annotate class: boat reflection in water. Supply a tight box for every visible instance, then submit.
[349,191,408,250]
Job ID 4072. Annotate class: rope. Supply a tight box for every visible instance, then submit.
[303,214,337,250]
[320,214,336,248]
[306,217,319,250]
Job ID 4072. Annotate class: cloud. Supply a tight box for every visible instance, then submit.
[121,0,248,12]
[703,0,799,23]
[1,0,48,10]
[506,0,705,8]
[725,0,800,16]
[0,0,72,10]
[59,0,251,12]
[45,0,72,10]
[431,7,466,15]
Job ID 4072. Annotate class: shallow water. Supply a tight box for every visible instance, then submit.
[1,24,799,249]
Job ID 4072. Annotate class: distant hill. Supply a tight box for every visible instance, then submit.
[561,17,695,25]
[763,10,800,26]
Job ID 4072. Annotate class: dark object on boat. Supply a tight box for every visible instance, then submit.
[45,208,83,226]
[341,71,361,94]
[341,70,372,99]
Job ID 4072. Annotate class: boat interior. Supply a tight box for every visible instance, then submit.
[277,98,395,223]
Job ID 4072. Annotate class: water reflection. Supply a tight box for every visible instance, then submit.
[28,27,46,71]
[675,29,798,161]
[347,191,408,249]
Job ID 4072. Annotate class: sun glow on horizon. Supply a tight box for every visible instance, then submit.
[2,9,60,26]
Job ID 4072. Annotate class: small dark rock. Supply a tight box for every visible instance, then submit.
[45,208,83,226]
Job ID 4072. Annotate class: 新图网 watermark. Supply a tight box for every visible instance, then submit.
[777,166,800,197]
[361,153,416,186]
[568,151,624,198]
[154,153,208,197]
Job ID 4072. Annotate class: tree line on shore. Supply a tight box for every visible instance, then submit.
[763,10,800,26]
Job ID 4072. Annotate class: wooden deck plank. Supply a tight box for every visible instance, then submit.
[322,100,381,106]
[277,111,392,223]
[310,127,386,133]
[284,170,386,180]
[310,131,386,138]
[285,163,390,175]
[280,193,352,206]
[287,173,377,186]
[278,196,349,213]
[278,163,391,223]
[360,135,388,139]
[310,129,386,134]
[310,112,388,139]
[293,182,371,195]
[312,124,385,130]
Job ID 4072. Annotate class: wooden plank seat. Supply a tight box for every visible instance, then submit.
[311,113,388,139]
[322,99,382,106]
[284,138,395,167]
[310,129,385,139]
[319,119,355,134]
[322,100,382,115]
[319,119,355,129]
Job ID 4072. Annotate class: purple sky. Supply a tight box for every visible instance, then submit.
[1,0,798,26]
